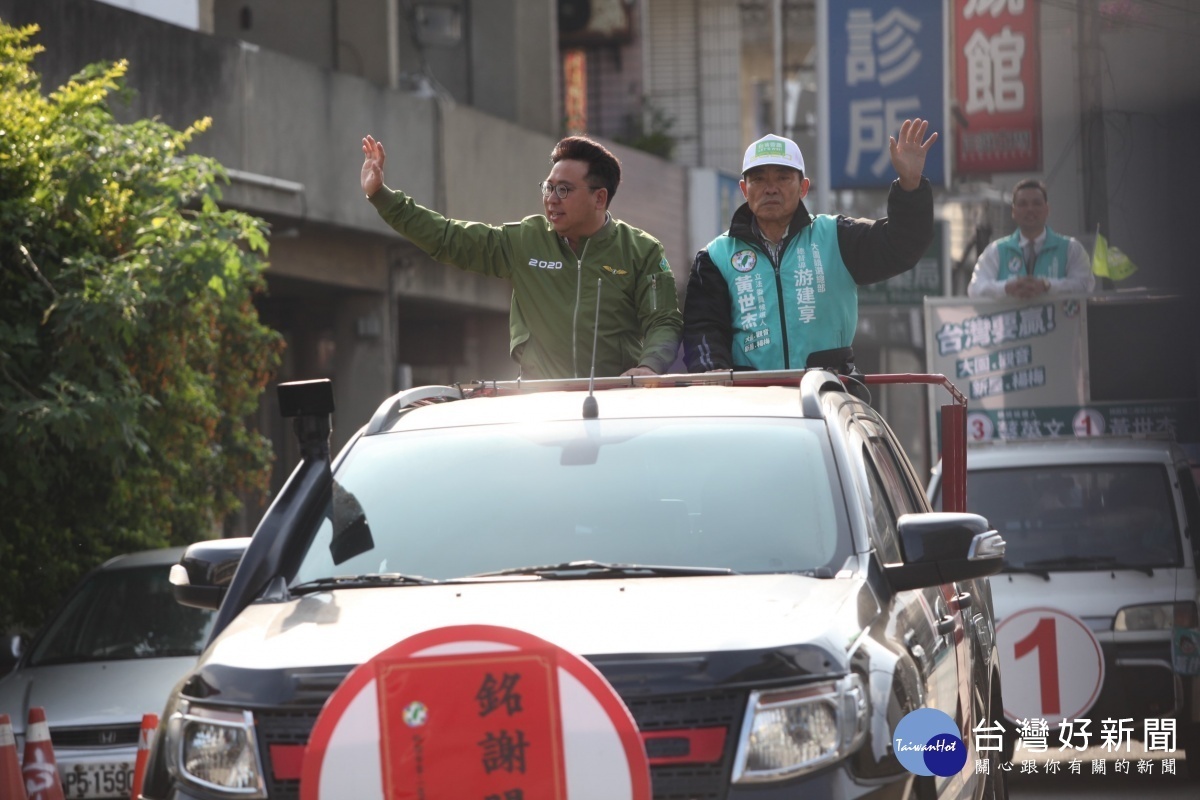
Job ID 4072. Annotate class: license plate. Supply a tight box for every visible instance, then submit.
[61,763,134,799]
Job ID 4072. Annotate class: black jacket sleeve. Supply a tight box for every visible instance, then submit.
[682,249,734,372]
[836,177,934,286]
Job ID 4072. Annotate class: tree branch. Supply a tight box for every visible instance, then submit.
[18,244,61,300]
[0,352,39,402]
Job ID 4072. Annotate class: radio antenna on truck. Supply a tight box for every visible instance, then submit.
[582,278,602,419]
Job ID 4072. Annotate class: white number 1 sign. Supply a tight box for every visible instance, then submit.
[995,607,1105,721]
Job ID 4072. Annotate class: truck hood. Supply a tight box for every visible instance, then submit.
[0,657,198,735]
[991,567,1189,625]
[204,574,870,671]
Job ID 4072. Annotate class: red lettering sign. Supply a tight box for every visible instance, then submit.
[301,625,651,800]
[376,652,566,799]
[953,0,1042,174]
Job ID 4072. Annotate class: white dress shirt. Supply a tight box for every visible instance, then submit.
[967,230,1095,299]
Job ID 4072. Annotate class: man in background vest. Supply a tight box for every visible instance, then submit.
[683,120,937,373]
[967,178,1094,299]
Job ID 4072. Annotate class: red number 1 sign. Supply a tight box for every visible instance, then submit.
[996,607,1104,722]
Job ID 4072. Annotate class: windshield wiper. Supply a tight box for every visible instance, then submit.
[465,559,737,580]
[290,573,438,595]
[1021,556,1155,577]
[1000,565,1052,581]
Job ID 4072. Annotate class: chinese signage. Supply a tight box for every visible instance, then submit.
[928,297,1085,408]
[973,716,1188,777]
[301,625,651,800]
[859,219,946,305]
[563,50,587,135]
[377,654,565,799]
[825,0,946,188]
[953,0,1041,173]
[925,296,1200,446]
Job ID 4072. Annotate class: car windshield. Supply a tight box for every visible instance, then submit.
[292,416,851,584]
[30,563,216,666]
[945,463,1182,571]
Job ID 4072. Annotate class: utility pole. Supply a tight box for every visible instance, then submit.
[1077,1,1109,245]
[772,0,785,135]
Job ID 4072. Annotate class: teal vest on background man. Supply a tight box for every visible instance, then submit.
[996,227,1071,281]
[707,215,858,370]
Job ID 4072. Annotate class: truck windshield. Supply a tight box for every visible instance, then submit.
[961,464,1182,571]
[30,564,216,666]
[292,417,851,584]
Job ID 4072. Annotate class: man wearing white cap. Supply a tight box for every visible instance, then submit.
[683,120,937,373]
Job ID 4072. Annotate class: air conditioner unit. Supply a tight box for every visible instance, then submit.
[558,0,634,46]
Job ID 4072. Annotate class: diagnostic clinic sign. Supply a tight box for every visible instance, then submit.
[820,0,948,189]
[953,0,1041,174]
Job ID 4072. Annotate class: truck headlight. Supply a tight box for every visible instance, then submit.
[731,674,868,783]
[1115,601,1197,631]
[167,704,266,797]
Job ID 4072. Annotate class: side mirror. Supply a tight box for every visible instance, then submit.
[170,537,252,610]
[884,512,1006,592]
[0,634,24,676]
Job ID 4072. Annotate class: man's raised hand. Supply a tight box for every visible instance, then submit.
[889,118,938,191]
[361,135,386,198]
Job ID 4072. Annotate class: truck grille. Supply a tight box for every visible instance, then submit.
[50,724,141,748]
[254,687,747,800]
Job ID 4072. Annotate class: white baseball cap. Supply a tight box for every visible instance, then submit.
[741,134,805,175]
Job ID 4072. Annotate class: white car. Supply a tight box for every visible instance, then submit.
[0,547,215,799]
[145,372,1008,800]
[929,437,1200,760]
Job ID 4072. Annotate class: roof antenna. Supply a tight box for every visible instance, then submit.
[582,278,602,419]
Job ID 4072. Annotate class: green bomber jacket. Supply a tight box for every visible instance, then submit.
[370,187,682,379]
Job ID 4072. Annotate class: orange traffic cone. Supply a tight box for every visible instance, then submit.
[21,708,63,800]
[129,714,157,800]
[0,713,28,800]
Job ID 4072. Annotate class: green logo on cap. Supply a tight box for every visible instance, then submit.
[754,141,787,158]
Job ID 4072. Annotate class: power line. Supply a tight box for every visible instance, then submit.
[1040,0,1200,41]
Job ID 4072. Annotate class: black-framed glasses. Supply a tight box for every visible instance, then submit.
[538,181,602,200]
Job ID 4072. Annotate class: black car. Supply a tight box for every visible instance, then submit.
[145,370,1007,799]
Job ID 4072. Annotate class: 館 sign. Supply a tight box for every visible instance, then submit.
[301,625,651,800]
[953,0,1042,174]
[821,0,947,189]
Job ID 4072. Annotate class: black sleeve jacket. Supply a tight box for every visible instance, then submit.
[682,177,933,372]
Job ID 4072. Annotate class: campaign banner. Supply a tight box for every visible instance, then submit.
[824,0,947,188]
[953,0,1041,174]
[926,296,1086,409]
[924,296,1200,446]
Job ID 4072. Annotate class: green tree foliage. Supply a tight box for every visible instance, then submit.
[0,22,283,631]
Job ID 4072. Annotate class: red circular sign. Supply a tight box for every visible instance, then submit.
[996,607,1105,722]
[301,625,652,800]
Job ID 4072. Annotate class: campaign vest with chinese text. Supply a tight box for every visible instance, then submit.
[706,215,857,370]
[996,227,1071,281]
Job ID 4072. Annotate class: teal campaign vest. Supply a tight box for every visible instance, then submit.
[706,215,857,370]
[995,227,1072,281]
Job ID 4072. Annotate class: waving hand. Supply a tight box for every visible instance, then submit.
[889,118,938,191]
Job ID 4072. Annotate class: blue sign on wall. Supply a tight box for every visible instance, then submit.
[826,1,945,189]
[717,172,743,232]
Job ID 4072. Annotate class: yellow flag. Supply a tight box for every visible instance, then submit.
[1092,232,1139,281]
[1092,232,1109,278]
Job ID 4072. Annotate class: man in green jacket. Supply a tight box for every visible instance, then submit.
[361,134,682,380]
